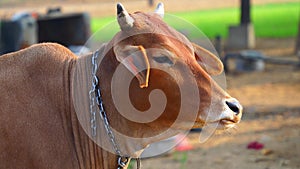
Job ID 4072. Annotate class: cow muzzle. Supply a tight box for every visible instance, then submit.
[202,97,242,130]
[225,98,242,117]
[217,98,242,129]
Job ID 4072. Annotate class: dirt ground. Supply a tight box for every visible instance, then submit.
[1,1,300,169]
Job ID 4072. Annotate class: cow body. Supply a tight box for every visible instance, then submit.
[0,3,242,169]
[0,43,75,168]
[0,43,119,168]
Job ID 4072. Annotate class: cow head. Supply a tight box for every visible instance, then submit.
[88,3,242,156]
[110,3,242,131]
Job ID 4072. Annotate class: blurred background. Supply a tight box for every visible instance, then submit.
[1,0,299,169]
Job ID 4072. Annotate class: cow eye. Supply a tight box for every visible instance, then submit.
[153,56,173,65]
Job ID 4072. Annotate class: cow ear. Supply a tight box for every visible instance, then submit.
[114,45,150,88]
[192,43,224,75]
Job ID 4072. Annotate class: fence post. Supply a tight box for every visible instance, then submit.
[240,0,251,25]
[296,16,300,56]
[227,0,255,50]
[148,0,154,7]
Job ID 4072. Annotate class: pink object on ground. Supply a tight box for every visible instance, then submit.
[175,134,193,152]
[247,141,264,150]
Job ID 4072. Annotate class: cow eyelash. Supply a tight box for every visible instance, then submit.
[153,56,174,65]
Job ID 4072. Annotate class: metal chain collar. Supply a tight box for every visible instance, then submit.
[89,50,99,137]
[89,50,140,169]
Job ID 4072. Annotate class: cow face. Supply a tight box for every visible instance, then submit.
[111,4,242,135]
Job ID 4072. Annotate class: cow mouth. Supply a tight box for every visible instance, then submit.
[217,118,239,129]
[220,118,237,125]
[204,118,239,130]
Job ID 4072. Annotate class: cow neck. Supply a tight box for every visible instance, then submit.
[92,49,141,169]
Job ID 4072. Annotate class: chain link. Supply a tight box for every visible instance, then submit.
[95,85,123,156]
[89,50,99,137]
[89,50,133,169]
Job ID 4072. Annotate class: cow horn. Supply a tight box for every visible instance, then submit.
[117,3,134,30]
[154,2,164,18]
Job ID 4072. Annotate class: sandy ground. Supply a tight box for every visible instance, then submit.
[0,0,298,18]
[1,1,300,169]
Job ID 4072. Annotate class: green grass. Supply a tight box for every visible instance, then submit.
[173,7,240,39]
[91,2,299,40]
[251,3,299,37]
[173,151,189,169]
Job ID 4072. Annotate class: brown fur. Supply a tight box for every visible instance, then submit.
[0,43,119,168]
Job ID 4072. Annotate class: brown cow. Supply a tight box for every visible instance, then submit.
[0,3,242,169]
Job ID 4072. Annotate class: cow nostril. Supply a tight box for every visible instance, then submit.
[226,101,240,115]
